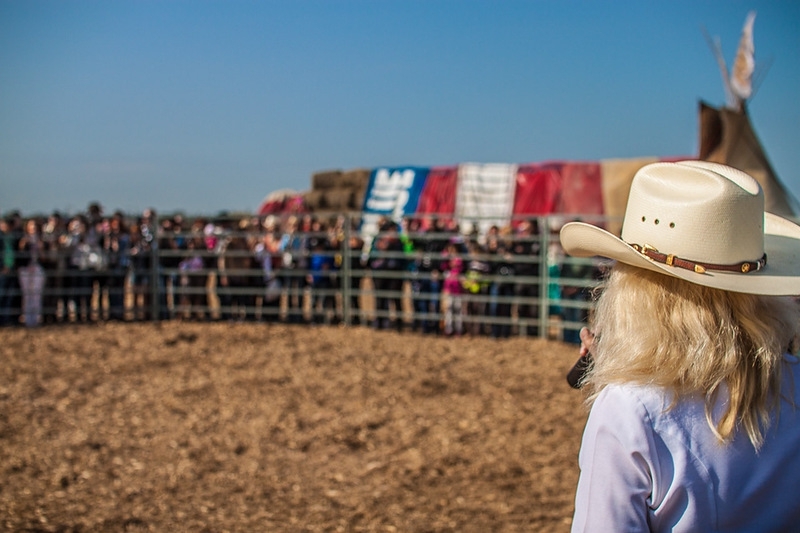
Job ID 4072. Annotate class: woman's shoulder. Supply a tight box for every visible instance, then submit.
[592,383,710,446]
[594,383,674,416]
[587,384,672,449]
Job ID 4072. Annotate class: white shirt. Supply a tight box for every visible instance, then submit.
[572,357,800,533]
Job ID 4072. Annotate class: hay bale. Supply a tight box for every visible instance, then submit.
[340,168,372,190]
[303,190,328,210]
[326,189,355,210]
[311,168,373,192]
[352,188,366,209]
[312,170,344,190]
[303,189,358,212]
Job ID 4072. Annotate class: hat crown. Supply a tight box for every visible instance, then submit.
[620,162,765,264]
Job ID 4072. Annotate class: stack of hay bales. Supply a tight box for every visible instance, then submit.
[303,168,371,213]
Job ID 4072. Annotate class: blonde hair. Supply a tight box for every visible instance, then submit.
[586,263,799,448]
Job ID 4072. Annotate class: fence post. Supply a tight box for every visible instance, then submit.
[538,216,550,339]
[150,215,160,322]
[341,214,352,326]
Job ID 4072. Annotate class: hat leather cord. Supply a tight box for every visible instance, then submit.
[629,243,767,275]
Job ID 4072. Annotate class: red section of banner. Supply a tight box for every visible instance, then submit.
[513,161,603,217]
[513,162,563,215]
[559,162,603,215]
[416,166,458,217]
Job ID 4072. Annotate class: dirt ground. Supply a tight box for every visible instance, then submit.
[0,321,588,533]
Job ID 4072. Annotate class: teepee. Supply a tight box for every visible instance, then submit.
[699,102,798,217]
[700,11,799,217]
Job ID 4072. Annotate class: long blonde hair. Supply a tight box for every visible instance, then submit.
[586,263,799,448]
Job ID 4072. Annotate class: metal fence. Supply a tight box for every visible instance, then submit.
[1,213,610,341]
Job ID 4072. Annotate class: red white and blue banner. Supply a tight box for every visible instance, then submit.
[257,156,692,236]
[361,161,610,232]
[357,158,688,231]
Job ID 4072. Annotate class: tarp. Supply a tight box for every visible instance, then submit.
[456,163,518,235]
[257,189,306,216]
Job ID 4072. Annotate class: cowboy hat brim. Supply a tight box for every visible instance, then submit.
[560,213,800,296]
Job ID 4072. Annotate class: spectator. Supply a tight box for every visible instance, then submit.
[326,218,345,324]
[547,237,563,319]
[40,212,65,324]
[177,220,210,320]
[410,218,448,334]
[144,208,169,320]
[85,203,109,321]
[462,241,491,336]
[255,224,282,322]
[17,218,45,327]
[441,251,465,336]
[345,222,365,325]
[279,215,310,323]
[158,216,183,319]
[0,217,15,326]
[489,241,516,338]
[102,213,131,321]
[217,219,259,321]
[6,212,23,325]
[511,219,541,336]
[129,211,158,321]
[86,202,103,227]
[406,218,426,333]
[369,219,405,331]
[131,216,146,315]
[559,252,596,344]
[307,223,336,324]
[64,216,95,322]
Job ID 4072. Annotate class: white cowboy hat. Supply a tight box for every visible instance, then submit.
[560,160,800,295]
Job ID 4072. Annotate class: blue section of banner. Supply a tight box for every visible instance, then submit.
[361,167,430,219]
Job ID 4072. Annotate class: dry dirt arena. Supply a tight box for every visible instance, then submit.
[0,322,589,532]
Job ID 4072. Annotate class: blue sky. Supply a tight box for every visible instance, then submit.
[1,0,798,216]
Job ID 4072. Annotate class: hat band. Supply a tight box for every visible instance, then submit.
[629,243,767,274]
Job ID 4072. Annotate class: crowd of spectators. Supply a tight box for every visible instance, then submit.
[0,202,601,341]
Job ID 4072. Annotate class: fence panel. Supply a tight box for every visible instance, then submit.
[1,212,610,340]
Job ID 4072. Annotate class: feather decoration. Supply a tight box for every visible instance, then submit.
[730,11,756,108]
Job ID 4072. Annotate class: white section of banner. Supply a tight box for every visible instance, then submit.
[455,163,518,235]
